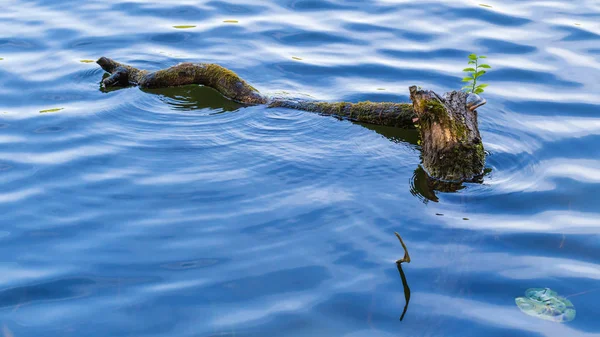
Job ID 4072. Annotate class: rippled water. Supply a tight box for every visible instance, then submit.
[1,0,600,336]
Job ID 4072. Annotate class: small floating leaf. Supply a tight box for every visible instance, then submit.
[574,23,581,26]
[223,20,239,23]
[463,218,470,220]
[479,4,492,8]
[39,108,64,113]
[516,288,576,323]
[436,213,444,216]
[377,88,386,91]
[80,59,95,63]
[173,25,196,29]
[0,58,3,61]
[292,56,303,61]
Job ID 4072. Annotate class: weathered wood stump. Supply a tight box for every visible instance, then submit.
[409,86,485,182]
[96,57,486,183]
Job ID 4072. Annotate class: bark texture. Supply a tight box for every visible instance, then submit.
[97,57,415,127]
[97,57,268,105]
[409,86,485,182]
[268,99,415,128]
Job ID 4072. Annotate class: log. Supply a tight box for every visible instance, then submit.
[97,57,268,105]
[96,57,486,182]
[409,86,485,182]
[268,99,415,128]
[96,57,415,128]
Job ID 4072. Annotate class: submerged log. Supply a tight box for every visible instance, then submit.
[96,57,486,182]
[409,86,485,182]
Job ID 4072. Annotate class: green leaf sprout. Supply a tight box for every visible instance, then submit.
[462,54,491,94]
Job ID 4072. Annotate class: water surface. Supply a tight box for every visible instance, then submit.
[1,0,599,336]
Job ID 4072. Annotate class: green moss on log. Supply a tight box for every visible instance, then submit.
[269,99,415,128]
[425,141,485,181]
[421,99,468,140]
[138,63,268,105]
[96,57,417,127]
[409,86,485,182]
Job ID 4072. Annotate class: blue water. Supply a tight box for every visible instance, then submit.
[1,0,599,336]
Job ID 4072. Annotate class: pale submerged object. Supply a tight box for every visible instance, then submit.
[515,288,576,323]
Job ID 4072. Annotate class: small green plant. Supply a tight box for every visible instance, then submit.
[462,54,491,94]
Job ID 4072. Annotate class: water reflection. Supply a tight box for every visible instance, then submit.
[143,85,244,112]
[100,80,244,113]
[358,123,420,146]
[410,167,467,203]
[397,262,411,321]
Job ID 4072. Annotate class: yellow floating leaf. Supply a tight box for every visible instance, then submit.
[223,20,239,23]
[479,4,492,8]
[292,56,303,61]
[39,108,64,113]
[173,25,196,29]
[80,59,95,63]
[377,88,386,91]
[575,23,581,26]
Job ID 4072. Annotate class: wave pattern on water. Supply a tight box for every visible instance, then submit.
[0,0,599,336]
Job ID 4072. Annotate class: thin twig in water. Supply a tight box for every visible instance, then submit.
[395,232,411,321]
[395,232,411,264]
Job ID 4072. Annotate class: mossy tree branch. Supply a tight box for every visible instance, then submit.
[97,57,268,105]
[269,99,415,128]
[96,58,486,183]
[96,57,416,127]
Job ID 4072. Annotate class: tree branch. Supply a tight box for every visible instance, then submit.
[96,58,487,182]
